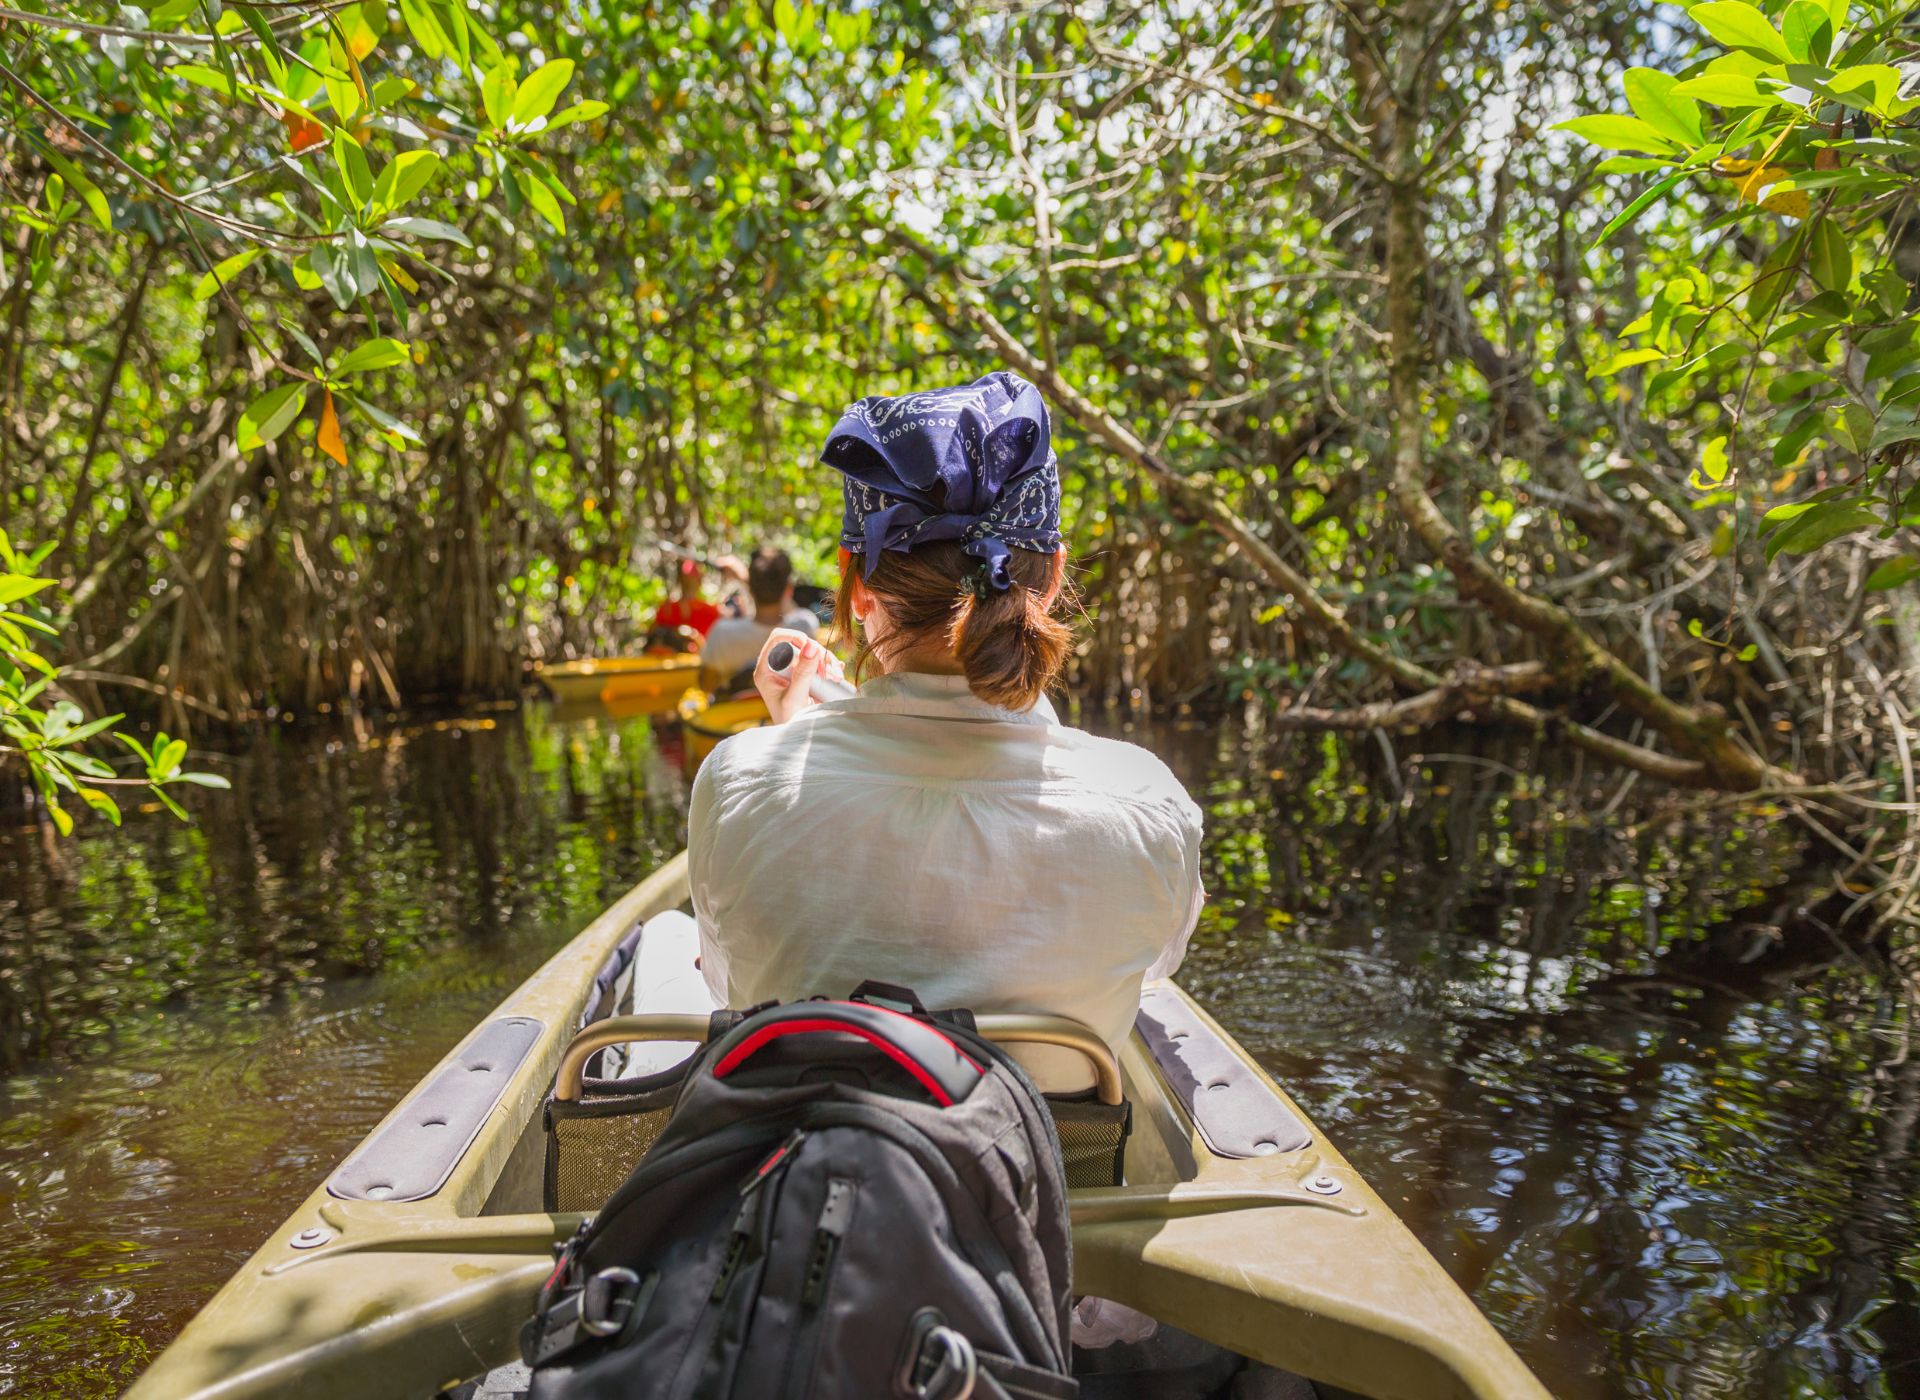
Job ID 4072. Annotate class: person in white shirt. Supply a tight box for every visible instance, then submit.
[685,371,1204,1090]
[697,544,819,692]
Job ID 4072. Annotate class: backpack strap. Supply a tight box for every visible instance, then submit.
[711,1002,985,1106]
[847,980,978,1034]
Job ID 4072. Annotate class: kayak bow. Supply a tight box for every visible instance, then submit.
[131,854,1549,1400]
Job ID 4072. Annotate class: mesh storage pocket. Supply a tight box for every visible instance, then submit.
[1046,1096,1131,1189]
[544,1074,685,1212]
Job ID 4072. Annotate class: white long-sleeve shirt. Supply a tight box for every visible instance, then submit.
[687,671,1204,1088]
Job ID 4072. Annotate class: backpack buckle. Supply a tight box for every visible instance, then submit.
[901,1312,978,1400]
[579,1266,644,1337]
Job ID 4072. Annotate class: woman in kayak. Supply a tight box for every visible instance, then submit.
[671,371,1203,1092]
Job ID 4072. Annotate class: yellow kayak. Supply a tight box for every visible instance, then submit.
[535,655,701,707]
[676,689,770,775]
[130,853,1549,1400]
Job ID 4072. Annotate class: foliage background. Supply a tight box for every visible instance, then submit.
[3,3,1919,863]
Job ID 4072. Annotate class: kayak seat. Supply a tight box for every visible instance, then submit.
[544,1054,1132,1214]
[544,980,1133,1213]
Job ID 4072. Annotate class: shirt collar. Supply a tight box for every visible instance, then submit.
[821,669,1058,726]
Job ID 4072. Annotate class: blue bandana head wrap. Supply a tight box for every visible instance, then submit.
[821,371,1063,592]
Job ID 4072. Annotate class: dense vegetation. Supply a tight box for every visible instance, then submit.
[3,0,1918,927]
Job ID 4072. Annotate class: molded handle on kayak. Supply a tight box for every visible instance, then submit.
[711,1002,984,1106]
[553,1012,1125,1106]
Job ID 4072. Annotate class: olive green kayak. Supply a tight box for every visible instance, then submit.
[129,853,1549,1400]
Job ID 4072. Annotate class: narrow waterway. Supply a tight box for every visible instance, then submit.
[0,705,1910,1398]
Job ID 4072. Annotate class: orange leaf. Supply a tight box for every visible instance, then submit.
[317,391,347,465]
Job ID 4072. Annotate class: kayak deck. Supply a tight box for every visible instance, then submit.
[130,854,1547,1400]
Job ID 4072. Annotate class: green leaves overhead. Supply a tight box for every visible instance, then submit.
[1576,0,1920,572]
[0,0,596,468]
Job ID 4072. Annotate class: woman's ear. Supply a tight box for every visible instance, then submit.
[1040,547,1067,608]
[848,571,874,624]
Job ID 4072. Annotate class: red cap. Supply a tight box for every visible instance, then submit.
[679,558,701,578]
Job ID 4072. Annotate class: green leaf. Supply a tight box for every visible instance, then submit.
[172,771,232,789]
[1588,347,1668,378]
[510,58,574,127]
[280,320,326,367]
[167,61,244,97]
[1623,68,1703,144]
[1866,556,1920,591]
[331,337,411,376]
[1701,434,1731,485]
[397,0,446,57]
[77,785,122,824]
[1691,2,1794,63]
[1555,114,1679,155]
[333,128,373,211]
[1827,64,1901,113]
[37,147,112,233]
[382,215,472,249]
[237,383,308,451]
[1765,499,1881,558]
[324,37,362,121]
[1670,73,1786,108]
[1807,216,1851,294]
[1592,170,1687,248]
[53,712,126,747]
[544,100,608,131]
[0,575,56,606]
[518,168,566,232]
[192,246,264,300]
[1781,1,1832,64]
[1868,417,1920,453]
[370,149,440,213]
[481,62,517,129]
[338,391,424,444]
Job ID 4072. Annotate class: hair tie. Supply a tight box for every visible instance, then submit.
[958,563,998,602]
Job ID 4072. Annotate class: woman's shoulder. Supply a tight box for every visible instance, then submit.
[1041,724,1198,816]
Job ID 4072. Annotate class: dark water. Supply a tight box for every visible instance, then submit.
[0,707,1913,1398]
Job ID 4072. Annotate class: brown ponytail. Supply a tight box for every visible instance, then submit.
[833,541,1075,711]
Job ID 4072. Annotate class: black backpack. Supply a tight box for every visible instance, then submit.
[523,992,1079,1400]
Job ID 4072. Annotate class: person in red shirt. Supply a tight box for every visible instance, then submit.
[650,560,724,645]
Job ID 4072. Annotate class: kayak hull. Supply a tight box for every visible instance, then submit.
[130,853,1549,1400]
[535,656,700,707]
[676,690,769,775]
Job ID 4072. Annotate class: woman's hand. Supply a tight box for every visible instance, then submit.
[753,629,846,724]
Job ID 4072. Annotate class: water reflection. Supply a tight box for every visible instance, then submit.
[0,710,1913,1398]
